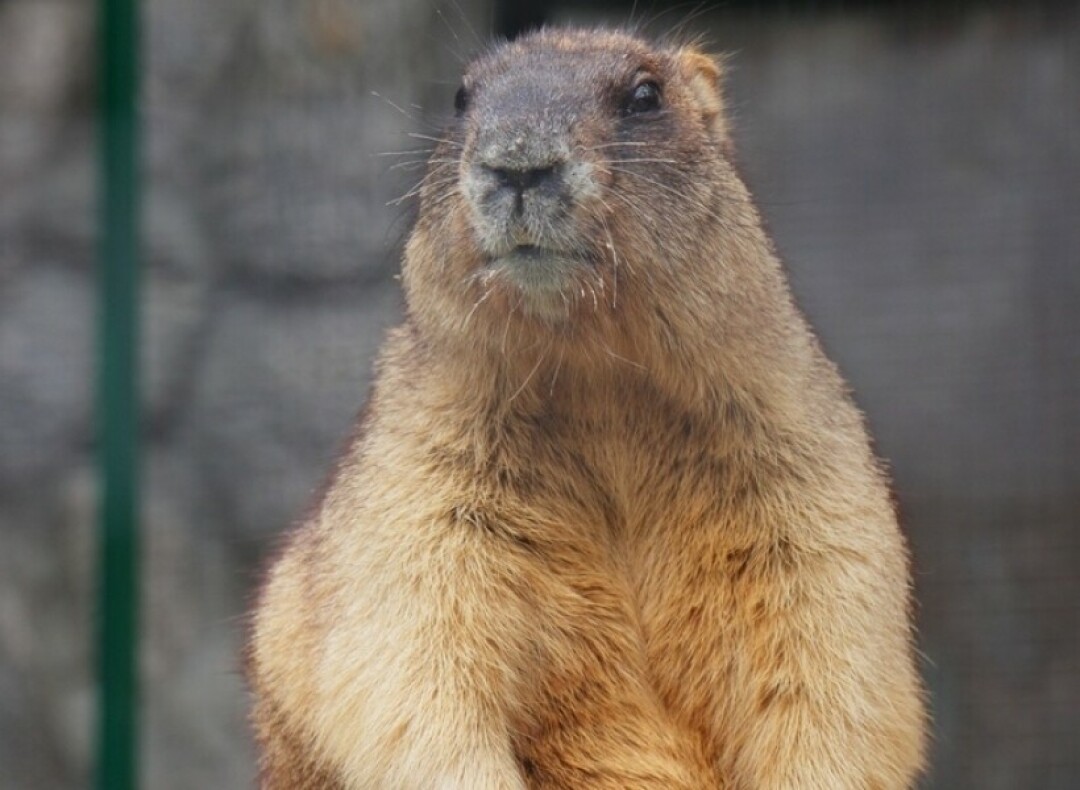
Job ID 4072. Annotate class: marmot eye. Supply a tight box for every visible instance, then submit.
[454,86,470,115]
[625,81,662,115]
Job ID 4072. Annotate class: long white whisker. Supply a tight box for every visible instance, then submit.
[548,345,566,396]
[407,132,464,147]
[507,344,550,405]
[370,91,417,122]
[461,282,496,330]
[373,148,435,158]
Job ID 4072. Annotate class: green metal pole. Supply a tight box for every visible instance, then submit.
[96,0,140,787]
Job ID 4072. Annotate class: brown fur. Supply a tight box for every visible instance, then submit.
[248,28,927,788]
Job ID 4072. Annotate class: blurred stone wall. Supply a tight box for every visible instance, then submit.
[1,1,98,786]
[1,1,1077,788]
[0,0,488,787]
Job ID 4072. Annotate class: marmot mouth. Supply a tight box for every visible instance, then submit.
[486,244,588,300]
[509,244,546,259]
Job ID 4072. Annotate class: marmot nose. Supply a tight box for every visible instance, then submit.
[484,164,559,200]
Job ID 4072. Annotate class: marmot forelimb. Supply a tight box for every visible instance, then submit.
[248,28,928,789]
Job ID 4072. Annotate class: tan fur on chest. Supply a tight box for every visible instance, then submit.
[248,27,927,789]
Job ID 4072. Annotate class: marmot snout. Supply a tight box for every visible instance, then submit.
[459,52,607,312]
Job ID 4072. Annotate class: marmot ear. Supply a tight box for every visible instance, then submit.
[679,49,730,146]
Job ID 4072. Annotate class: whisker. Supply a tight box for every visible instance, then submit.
[443,0,484,48]
[600,340,649,372]
[373,148,435,158]
[461,281,496,330]
[435,8,466,54]
[507,343,550,405]
[597,191,652,258]
[387,175,457,206]
[597,207,620,310]
[501,299,516,357]
[584,141,651,150]
[370,91,417,122]
[388,174,454,205]
[606,166,763,234]
[605,159,769,211]
[585,278,599,311]
[388,158,459,172]
[407,132,464,147]
[614,158,681,165]
[548,345,566,396]
[388,160,432,172]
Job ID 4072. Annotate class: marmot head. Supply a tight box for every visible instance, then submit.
[404,29,745,354]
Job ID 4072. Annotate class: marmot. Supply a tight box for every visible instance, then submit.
[248,28,928,789]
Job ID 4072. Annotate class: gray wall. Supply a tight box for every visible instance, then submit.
[0,0,1076,787]
[1,0,487,786]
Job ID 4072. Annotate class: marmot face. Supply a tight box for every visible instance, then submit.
[406,29,736,335]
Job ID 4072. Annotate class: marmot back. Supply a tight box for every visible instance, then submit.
[248,27,927,789]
